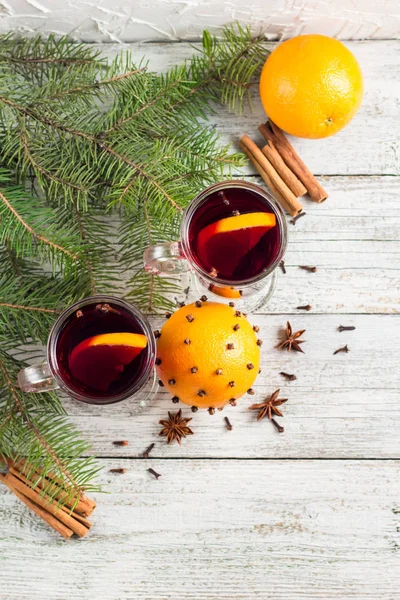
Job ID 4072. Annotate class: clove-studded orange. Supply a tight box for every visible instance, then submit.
[156,300,261,411]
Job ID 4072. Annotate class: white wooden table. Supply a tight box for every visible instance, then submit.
[1,40,400,600]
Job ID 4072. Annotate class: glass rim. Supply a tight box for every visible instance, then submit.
[180,180,288,288]
[47,295,156,405]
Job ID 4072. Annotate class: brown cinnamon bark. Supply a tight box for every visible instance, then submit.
[261,141,307,197]
[0,473,74,540]
[9,467,92,529]
[240,135,303,216]
[4,473,90,537]
[258,121,328,203]
[15,459,96,516]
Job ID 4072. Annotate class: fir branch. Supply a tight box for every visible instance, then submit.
[0,24,271,499]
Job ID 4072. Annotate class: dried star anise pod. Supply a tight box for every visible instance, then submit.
[159,409,194,444]
[249,389,288,421]
[277,321,306,353]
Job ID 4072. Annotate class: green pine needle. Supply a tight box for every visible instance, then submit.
[0,24,270,502]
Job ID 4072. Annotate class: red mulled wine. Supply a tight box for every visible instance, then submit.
[188,186,282,282]
[54,301,150,399]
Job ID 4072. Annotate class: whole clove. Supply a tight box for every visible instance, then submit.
[280,372,297,381]
[279,260,286,274]
[143,443,155,458]
[338,325,356,333]
[290,212,306,225]
[297,304,312,311]
[109,468,126,474]
[334,344,349,355]
[224,417,233,431]
[113,440,129,446]
[299,265,317,273]
[148,468,161,480]
[271,418,284,433]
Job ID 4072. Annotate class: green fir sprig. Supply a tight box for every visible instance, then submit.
[0,24,270,499]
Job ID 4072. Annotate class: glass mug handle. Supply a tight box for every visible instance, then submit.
[143,241,189,276]
[18,362,59,393]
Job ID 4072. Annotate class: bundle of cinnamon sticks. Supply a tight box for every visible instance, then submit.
[0,459,96,539]
[240,120,328,216]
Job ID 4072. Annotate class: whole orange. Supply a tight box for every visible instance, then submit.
[156,300,261,411]
[259,34,363,139]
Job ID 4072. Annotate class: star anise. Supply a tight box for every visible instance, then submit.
[159,409,194,444]
[249,389,288,421]
[277,321,306,353]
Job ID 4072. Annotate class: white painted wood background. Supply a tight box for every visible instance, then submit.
[1,0,400,41]
[1,40,400,599]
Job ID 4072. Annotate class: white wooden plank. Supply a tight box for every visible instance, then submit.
[57,314,400,459]
[0,459,399,599]
[96,40,400,176]
[2,0,399,42]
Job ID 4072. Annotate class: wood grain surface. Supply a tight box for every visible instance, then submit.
[0,39,399,600]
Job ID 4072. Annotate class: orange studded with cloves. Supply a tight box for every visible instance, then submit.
[156,301,261,409]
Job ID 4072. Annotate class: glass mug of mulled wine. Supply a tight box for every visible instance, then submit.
[143,180,287,311]
[17,296,157,408]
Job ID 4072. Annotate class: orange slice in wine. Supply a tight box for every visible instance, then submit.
[197,212,276,278]
[209,284,242,299]
[69,332,148,393]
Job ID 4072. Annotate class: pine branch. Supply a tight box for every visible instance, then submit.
[0,24,271,499]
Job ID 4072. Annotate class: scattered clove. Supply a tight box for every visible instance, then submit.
[338,325,356,333]
[113,440,129,446]
[195,300,202,308]
[208,407,215,415]
[148,468,161,480]
[279,260,286,274]
[297,304,312,311]
[280,372,297,381]
[109,468,126,474]
[290,212,306,225]
[172,396,179,403]
[200,295,208,302]
[224,417,233,431]
[143,443,155,458]
[191,406,198,413]
[334,344,349,355]
[299,265,317,273]
[271,418,284,433]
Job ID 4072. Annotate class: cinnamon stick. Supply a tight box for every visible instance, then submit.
[15,459,96,516]
[261,141,307,197]
[0,473,74,540]
[258,121,328,203]
[240,135,303,216]
[9,467,92,529]
[4,473,90,537]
